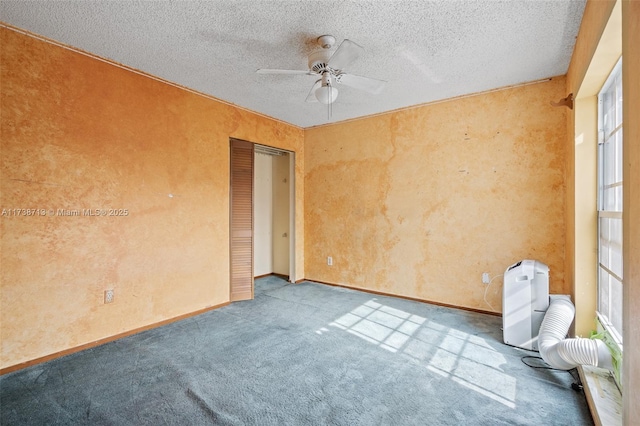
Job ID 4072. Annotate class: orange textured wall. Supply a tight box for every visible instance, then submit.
[0,27,304,369]
[305,78,567,312]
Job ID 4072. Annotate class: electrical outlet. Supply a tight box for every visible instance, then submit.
[327,256,333,266]
[482,273,490,284]
[104,289,114,304]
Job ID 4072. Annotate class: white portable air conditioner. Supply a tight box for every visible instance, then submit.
[502,260,550,351]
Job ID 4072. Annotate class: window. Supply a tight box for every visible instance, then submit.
[597,58,623,346]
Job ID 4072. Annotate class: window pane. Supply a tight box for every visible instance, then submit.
[615,75,623,126]
[615,131,623,180]
[610,275,623,334]
[598,267,610,319]
[599,217,610,267]
[603,187,616,211]
[610,218,623,278]
[604,139,615,186]
[603,92,614,133]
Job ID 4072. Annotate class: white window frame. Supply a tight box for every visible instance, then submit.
[596,58,623,350]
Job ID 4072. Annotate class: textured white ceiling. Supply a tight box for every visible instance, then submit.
[0,0,586,128]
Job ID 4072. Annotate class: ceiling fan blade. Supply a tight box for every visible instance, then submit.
[327,39,364,70]
[256,69,312,75]
[337,73,386,94]
[305,80,321,102]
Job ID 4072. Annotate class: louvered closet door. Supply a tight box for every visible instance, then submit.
[230,139,254,301]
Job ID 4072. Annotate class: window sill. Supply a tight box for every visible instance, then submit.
[578,365,622,425]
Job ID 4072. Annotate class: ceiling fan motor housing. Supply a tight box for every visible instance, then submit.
[308,49,332,73]
[317,34,336,49]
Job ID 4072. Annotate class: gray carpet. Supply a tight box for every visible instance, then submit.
[1,276,593,425]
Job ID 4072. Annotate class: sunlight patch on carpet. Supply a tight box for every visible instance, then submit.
[322,298,517,408]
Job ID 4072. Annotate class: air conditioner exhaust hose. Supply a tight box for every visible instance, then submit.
[538,296,613,371]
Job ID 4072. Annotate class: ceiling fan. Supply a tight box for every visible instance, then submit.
[257,35,386,105]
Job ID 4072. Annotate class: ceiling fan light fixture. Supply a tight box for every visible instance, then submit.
[315,85,338,104]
